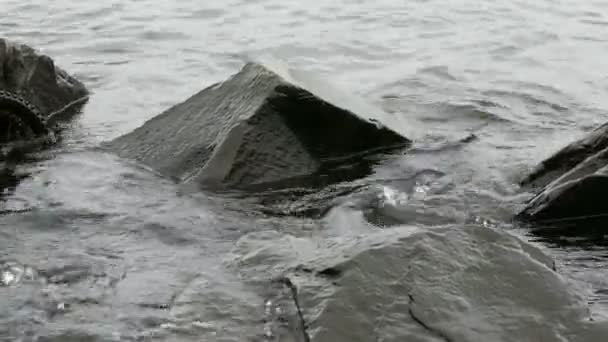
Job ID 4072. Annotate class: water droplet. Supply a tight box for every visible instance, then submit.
[379,186,409,207]
[160,322,177,330]
[264,325,274,338]
[1,262,33,286]
[411,183,430,200]
[23,267,36,280]
[470,215,497,228]
[192,321,213,329]
[1,270,16,286]
[264,299,273,316]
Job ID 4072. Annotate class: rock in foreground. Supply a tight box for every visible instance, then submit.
[518,123,608,223]
[236,225,606,342]
[107,62,410,189]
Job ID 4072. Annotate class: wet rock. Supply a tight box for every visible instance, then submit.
[520,123,608,191]
[106,62,410,189]
[1,38,88,194]
[518,171,608,224]
[285,225,598,342]
[518,123,608,224]
[0,38,88,121]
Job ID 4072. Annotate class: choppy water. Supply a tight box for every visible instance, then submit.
[2,0,608,341]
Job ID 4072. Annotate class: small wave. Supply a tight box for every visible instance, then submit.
[416,66,460,81]
[484,89,569,113]
[580,19,608,26]
[424,102,513,124]
[137,30,190,41]
[573,35,606,42]
[178,8,226,20]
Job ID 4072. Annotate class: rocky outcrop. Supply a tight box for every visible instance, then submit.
[0,38,88,148]
[106,62,410,189]
[0,38,89,122]
[1,38,88,194]
[518,123,608,223]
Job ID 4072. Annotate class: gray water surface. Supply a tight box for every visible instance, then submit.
[2,1,608,341]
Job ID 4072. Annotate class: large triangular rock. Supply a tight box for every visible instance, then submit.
[106,62,410,189]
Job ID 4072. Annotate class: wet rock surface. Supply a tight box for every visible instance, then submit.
[0,38,89,196]
[278,225,600,342]
[5,1,608,340]
[106,62,410,189]
[0,38,89,122]
[518,123,608,224]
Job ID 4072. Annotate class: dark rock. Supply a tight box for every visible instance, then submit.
[106,62,410,189]
[0,38,89,121]
[518,123,608,224]
[1,38,88,194]
[520,123,608,190]
[518,169,608,223]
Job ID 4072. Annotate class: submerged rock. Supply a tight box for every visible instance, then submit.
[518,123,608,224]
[106,62,410,189]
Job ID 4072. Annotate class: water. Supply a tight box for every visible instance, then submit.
[2,0,608,341]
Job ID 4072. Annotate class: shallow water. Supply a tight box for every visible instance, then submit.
[2,0,608,341]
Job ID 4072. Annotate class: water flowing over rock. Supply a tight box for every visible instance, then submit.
[106,62,410,190]
[518,123,608,224]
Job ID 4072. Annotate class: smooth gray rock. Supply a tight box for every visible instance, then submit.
[106,62,410,189]
[518,123,608,223]
[277,225,596,342]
